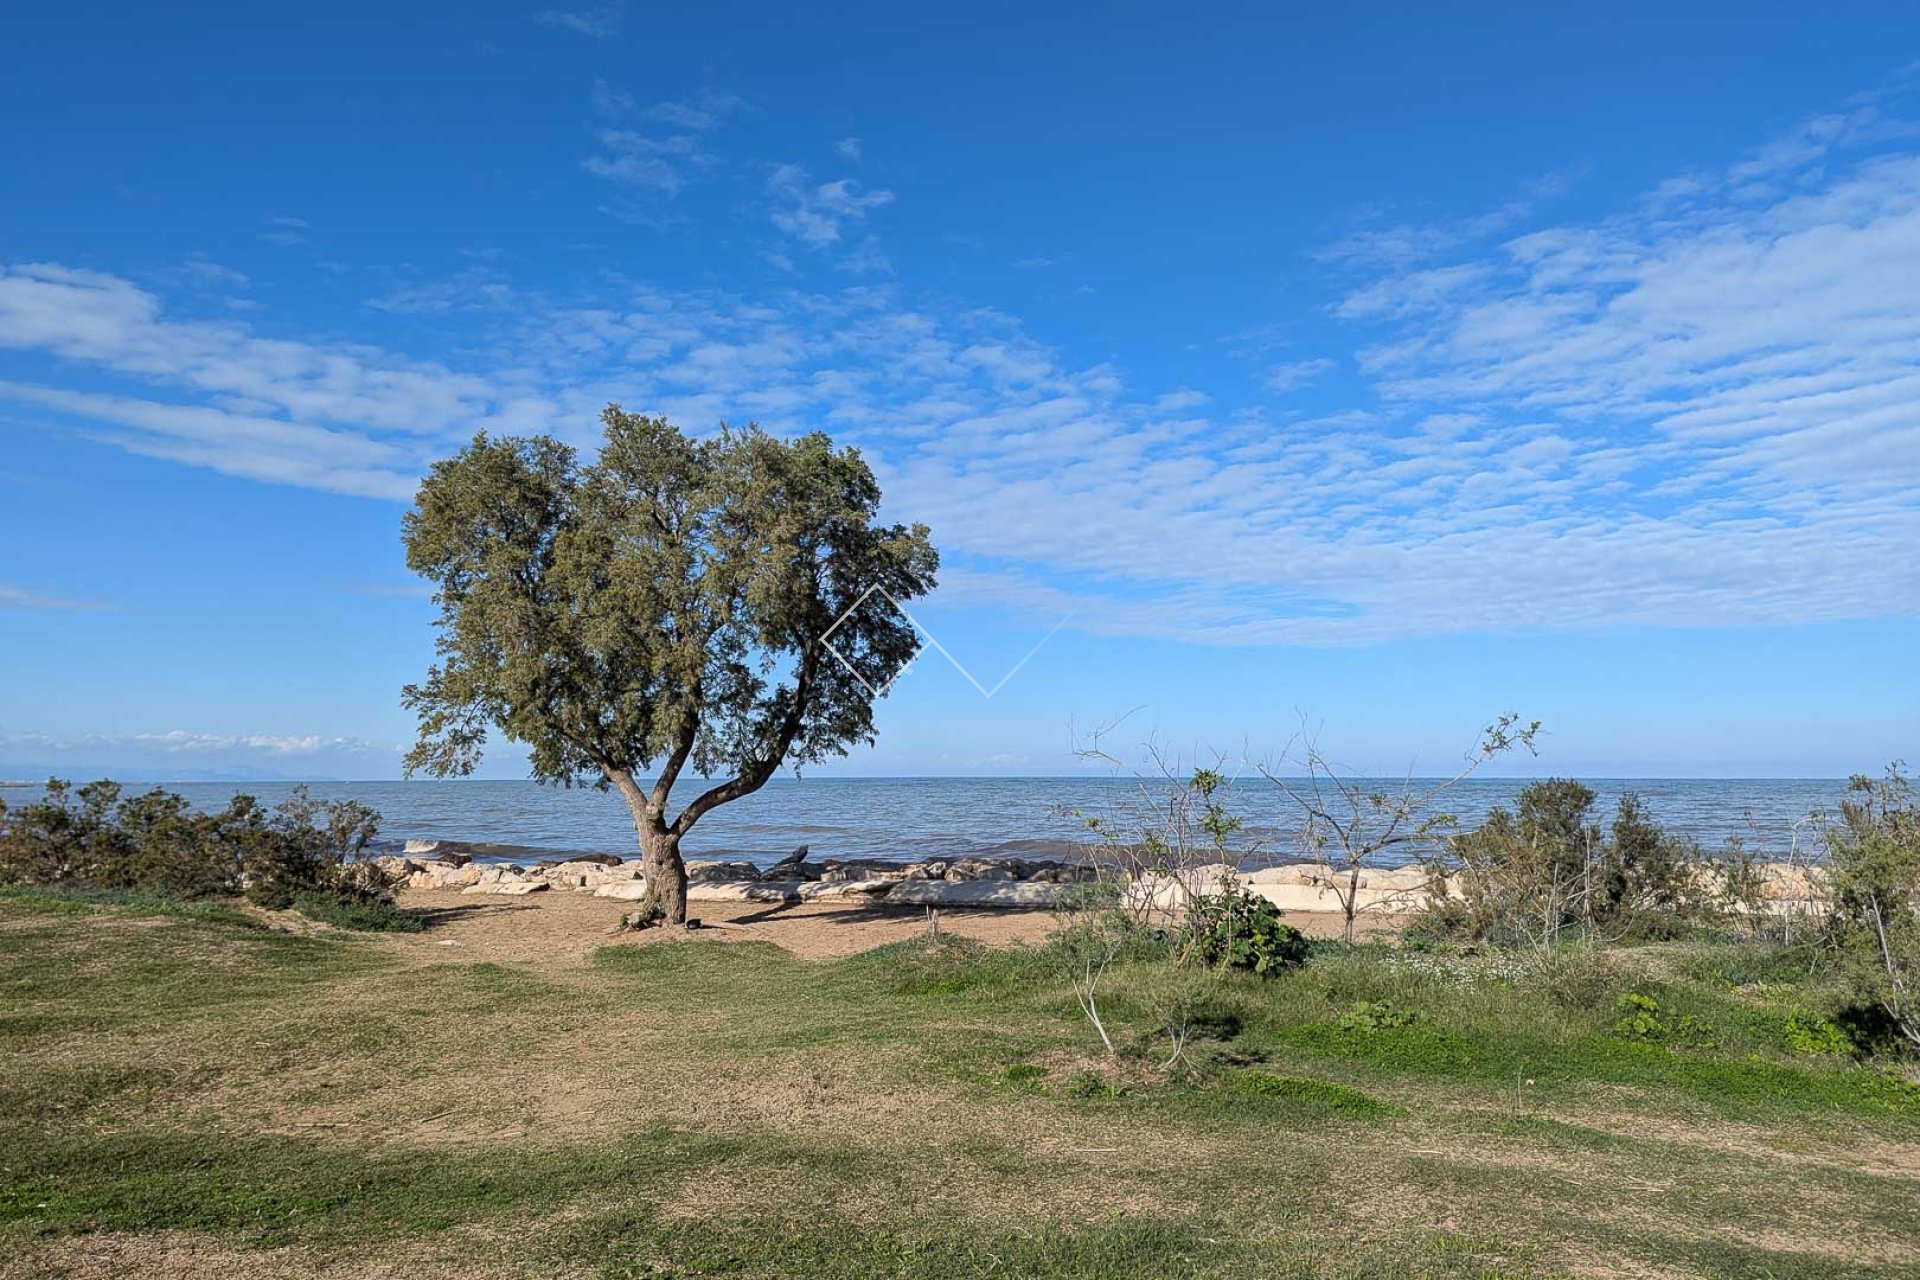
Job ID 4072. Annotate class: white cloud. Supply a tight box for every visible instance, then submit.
[766,164,894,247]
[582,129,706,194]
[0,729,402,777]
[647,90,743,131]
[7,96,1919,646]
[532,5,620,39]
[835,136,863,162]
[0,262,557,499]
[580,88,738,197]
[0,582,101,610]
[1260,357,1334,393]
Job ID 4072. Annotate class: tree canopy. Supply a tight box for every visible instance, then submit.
[401,407,936,920]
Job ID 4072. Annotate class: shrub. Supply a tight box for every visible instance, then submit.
[1427,783,1704,947]
[1822,767,1920,1054]
[1064,1069,1121,1099]
[0,780,396,922]
[1179,884,1309,976]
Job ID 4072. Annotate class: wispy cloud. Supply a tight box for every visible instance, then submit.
[0,729,402,774]
[0,262,556,499]
[581,87,739,197]
[532,4,621,40]
[1260,357,1334,393]
[835,136,863,162]
[259,215,309,246]
[582,130,707,194]
[6,94,1919,646]
[0,582,103,610]
[766,164,894,247]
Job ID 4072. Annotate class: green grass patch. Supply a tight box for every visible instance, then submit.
[1218,1069,1399,1118]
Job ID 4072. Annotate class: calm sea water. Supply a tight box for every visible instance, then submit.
[0,777,1853,868]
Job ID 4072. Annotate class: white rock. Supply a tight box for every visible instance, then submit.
[795,879,896,900]
[886,880,1065,908]
[461,880,550,896]
[687,880,805,903]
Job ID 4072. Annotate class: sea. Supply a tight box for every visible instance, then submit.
[0,776,1856,869]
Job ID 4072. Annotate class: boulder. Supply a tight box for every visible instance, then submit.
[887,880,1065,908]
[593,881,652,901]
[410,862,484,889]
[688,880,806,903]
[686,860,763,883]
[542,860,639,890]
[819,859,911,883]
[795,879,897,901]
[461,880,549,896]
[900,860,950,881]
[946,857,1020,882]
[1120,862,1240,913]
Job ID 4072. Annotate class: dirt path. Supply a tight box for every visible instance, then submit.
[386,887,1396,969]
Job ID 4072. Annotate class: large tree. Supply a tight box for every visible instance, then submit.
[401,407,936,923]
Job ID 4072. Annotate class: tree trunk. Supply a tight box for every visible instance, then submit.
[608,768,689,925]
[639,823,688,925]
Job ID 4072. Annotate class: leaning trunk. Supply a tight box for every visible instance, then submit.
[639,825,689,924]
[608,769,690,926]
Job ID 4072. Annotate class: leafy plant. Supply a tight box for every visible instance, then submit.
[1180,883,1309,976]
[1336,999,1422,1033]
[1612,992,1712,1047]
[1781,1011,1852,1057]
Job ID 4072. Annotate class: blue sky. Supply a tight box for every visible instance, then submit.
[2,1,1917,780]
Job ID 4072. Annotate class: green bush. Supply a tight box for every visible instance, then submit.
[1180,884,1309,976]
[1426,783,1704,947]
[1822,767,1920,1055]
[0,780,395,922]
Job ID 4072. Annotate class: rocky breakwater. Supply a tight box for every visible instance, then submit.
[376,845,1103,908]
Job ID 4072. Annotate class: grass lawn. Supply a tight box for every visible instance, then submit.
[3,887,1919,1278]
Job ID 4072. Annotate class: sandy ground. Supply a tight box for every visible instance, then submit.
[388,886,1396,965]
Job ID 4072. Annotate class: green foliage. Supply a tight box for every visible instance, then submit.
[0,781,396,922]
[400,410,938,871]
[1429,782,1703,947]
[1612,992,1712,1046]
[1181,883,1310,976]
[1336,999,1422,1032]
[1522,944,1623,1009]
[1063,1069,1121,1099]
[1000,1062,1048,1091]
[1782,1011,1853,1057]
[289,890,422,933]
[1822,766,1920,1053]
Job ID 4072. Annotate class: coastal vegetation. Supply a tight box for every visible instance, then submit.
[399,408,936,926]
[0,780,411,931]
[3,870,1919,1275]
[3,764,1919,1276]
